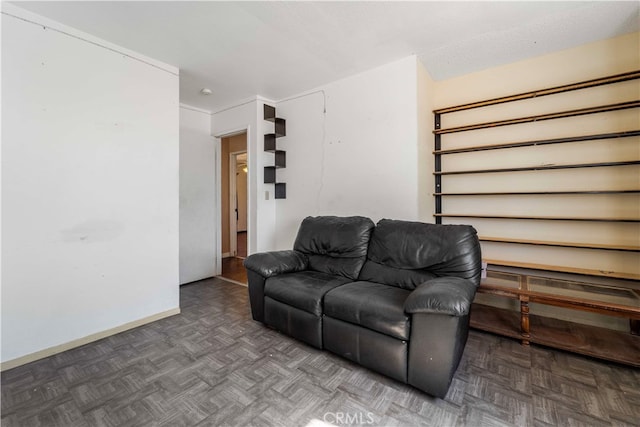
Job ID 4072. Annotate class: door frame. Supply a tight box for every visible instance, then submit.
[214,126,250,276]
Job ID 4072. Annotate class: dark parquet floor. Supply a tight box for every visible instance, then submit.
[2,278,639,426]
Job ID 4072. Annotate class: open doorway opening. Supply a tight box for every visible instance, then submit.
[231,151,248,258]
[220,132,248,284]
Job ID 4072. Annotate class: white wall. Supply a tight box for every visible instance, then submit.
[212,98,277,255]
[1,5,180,366]
[179,105,216,284]
[274,56,425,249]
[417,60,435,222]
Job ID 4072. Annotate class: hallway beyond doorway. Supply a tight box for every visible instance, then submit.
[236,231,247,258]
[220,232,247,284]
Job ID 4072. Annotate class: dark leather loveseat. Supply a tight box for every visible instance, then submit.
[243,216,482,398]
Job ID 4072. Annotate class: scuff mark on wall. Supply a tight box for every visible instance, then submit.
[60,220,124,243]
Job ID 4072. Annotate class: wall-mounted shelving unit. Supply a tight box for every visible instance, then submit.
[264,104,286,199]
[433,70,640,366]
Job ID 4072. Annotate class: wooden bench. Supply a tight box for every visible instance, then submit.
[472,260,640,367]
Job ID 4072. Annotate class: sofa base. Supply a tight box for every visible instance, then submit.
[323,316,407,383]
[264,297,323,349]
[408,313,470,398]
[247,270,267,322]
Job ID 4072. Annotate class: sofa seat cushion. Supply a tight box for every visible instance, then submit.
[324,281,411,340]
[264,271,350,316]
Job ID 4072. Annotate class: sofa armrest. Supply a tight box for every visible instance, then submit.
[243,250,308,278]
[404,276,477,316]
[243,250,308,323]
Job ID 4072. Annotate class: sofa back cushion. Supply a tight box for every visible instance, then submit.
[293,216,375,280]
[358,219,482,290]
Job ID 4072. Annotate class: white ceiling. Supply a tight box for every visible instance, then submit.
[9,1,640,113]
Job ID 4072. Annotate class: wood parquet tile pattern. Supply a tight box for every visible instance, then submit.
[2,278,639,426]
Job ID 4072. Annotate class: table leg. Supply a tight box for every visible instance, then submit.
[520,297,530,345]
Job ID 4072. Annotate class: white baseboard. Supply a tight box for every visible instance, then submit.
[0,307,181,372]
[222,252,231,258]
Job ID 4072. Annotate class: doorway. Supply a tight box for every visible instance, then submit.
[220,132,248,284]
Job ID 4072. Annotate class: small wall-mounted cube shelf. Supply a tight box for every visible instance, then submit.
[264,134,277,151]
[273,150,286,168]
[264,167,276,184]
[264,104,276,121]
[275,183,286,199]
[263,104,287,199]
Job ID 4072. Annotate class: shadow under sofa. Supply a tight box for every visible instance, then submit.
[243,216,482,398]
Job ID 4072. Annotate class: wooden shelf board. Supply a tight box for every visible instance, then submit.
[433,130,640,155]
[433,70,640,114]
[435,101,640,134]
[483,258,640,281]
[479,236,640,252]
[435,190,640,196]
[434,160,640,176]
[434,213,639,223]
[470,304,640,367]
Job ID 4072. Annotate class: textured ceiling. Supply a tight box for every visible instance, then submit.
[7,1,640,112]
